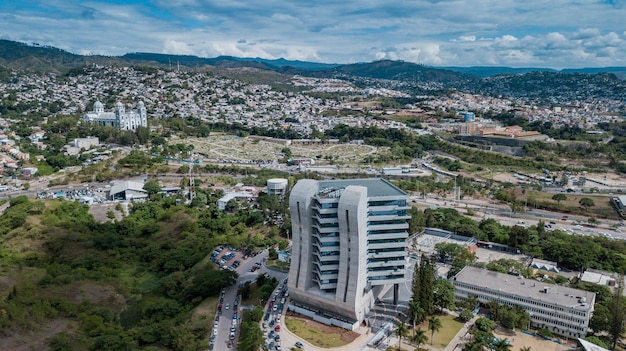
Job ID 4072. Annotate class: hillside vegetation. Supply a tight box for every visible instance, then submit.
[0,194,280,351]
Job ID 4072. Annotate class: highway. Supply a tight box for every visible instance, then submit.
[409,195,625,239]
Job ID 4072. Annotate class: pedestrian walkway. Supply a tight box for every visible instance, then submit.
[442,315,478,351]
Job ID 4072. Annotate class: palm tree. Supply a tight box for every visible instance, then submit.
[428,316,442,346]
[492,338,511,351]
[463,341,486,351]
[411,328,428,350]
[407,300,425,335]
[520,347,531,351]
[395,321,409,351]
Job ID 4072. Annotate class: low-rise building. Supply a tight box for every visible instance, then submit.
[453,266,595,339]
[109,180,147,201]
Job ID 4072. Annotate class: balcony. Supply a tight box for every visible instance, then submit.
[367,232,409,240]
[314,260,340,271]
[367,242,406,250]
[368,223,409,231]
[367,268,406,278]
[368,250,407,259]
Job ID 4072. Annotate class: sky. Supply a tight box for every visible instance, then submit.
[1,0,626,69]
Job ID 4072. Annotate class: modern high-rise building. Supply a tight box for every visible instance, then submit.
[287,178,410,325]
[83,100,147,131]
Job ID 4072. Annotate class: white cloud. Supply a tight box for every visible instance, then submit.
[0,0,625,68]
[456,35,476,42]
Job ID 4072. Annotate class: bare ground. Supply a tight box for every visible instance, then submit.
[0,319,72,351]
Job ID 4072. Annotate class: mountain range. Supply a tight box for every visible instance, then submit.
[1,39,626,101]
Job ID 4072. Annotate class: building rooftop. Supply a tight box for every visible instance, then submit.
[454,266,595,311]
[580,270,616,286]
[316,178,407,198]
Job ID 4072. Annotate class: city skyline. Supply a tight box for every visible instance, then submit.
[0,0,625,69]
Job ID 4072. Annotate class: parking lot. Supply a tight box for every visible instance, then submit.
[261,279,290,351]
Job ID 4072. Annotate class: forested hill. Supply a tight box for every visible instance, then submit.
[320,59,478,85]
[1,39,626,100]
[474,71,626,101]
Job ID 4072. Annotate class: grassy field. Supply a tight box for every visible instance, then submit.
[415,314,464,349]
[285,317,352,348]
[265,259,290,271]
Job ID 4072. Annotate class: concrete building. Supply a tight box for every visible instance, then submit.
[266,178,288,198]
[83,101,147,131]
[73,137,100,149]
[288,178,410,327]
[217,192,253,210]
[109,180,147,201]
[453,266,595,338]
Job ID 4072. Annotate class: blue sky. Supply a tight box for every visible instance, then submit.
[1,0,625,69]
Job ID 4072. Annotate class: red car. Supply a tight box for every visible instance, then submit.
[275,325,280,332]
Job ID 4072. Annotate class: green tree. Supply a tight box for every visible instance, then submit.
[608,276,625,349]
[459,309,474,322]
[475,317,495,332]
[411,328,428,350]
[268,247,278,260]
[433,279,456,312]
[419,255,435,315]
[395,321,409,351]
[492,338,512,351]
[407,300,425,335]
[428,316,442,345]
[579,197,595,212]
[551,193,567,204]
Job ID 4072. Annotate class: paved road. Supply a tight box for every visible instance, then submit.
[211,249,288,351]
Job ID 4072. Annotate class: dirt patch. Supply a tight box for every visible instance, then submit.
[88,202,125,223]
[286,311,360,344]
[44,281,125,308]
[0,319,74,351]
[492,327,573,351]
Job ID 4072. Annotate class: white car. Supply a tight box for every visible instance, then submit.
[225,303,230,310]
[213,328,218,336]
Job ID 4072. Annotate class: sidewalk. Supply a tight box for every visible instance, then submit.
[365,314,479,351]
[442,315,478,351]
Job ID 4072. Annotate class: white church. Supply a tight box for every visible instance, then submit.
[82,101,148,131]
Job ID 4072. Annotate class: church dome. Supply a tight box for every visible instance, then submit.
[94,101,104,111]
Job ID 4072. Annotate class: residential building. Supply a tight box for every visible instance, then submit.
[287,178,410,326]
[453,266,595,338]
[83,101,147,131]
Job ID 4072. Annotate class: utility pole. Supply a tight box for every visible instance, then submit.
[188,153,195,202]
